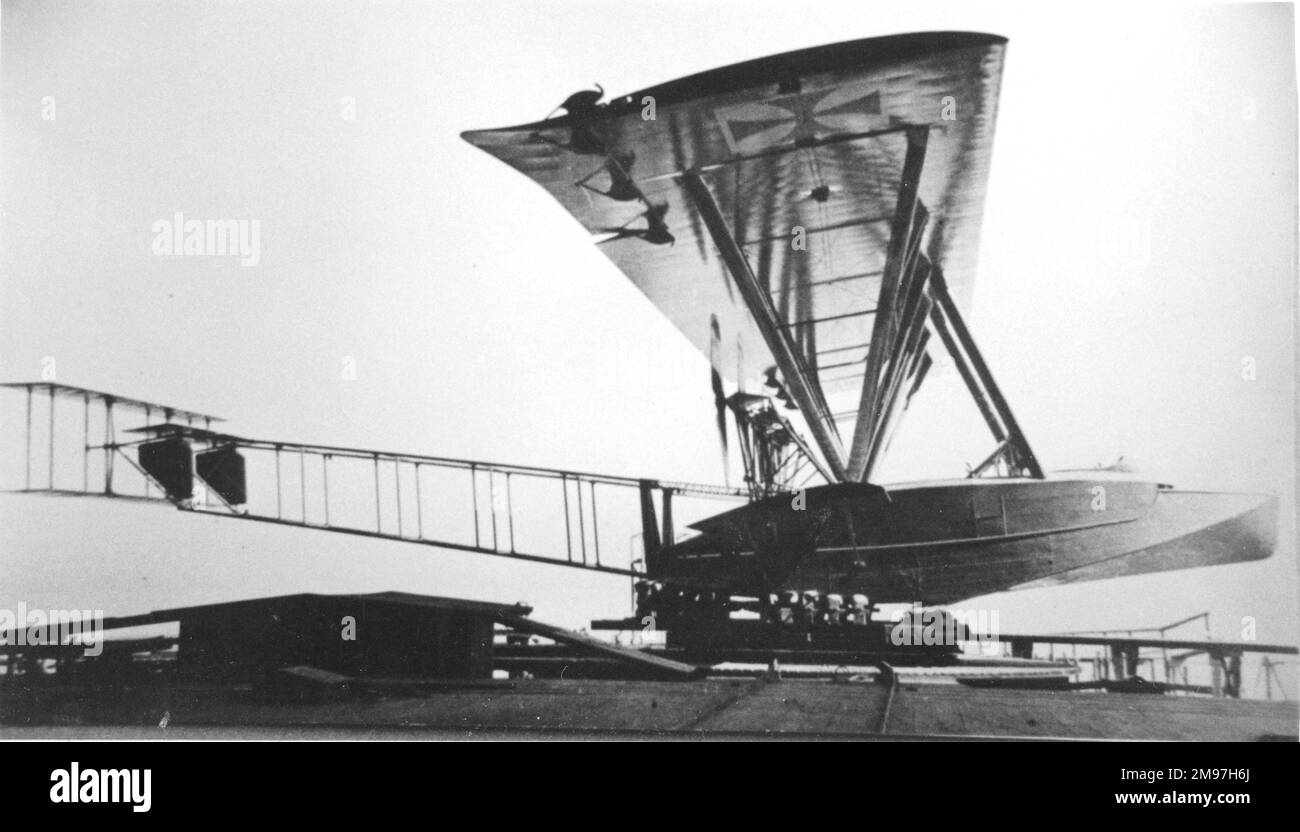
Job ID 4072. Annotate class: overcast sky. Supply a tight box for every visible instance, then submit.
[1,1,1295,691]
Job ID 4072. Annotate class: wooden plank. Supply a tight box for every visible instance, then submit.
[499,615,703,680]
[991,634,1297,655]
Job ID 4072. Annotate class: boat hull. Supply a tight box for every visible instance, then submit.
[651,479,1277,604]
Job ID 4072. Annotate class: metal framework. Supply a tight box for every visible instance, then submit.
[2,383,744,579]
[682,171,848,482]
[0,382,222,496]
[994,629,1297,699]
[675,122,1042,485]
[727,393,825,501]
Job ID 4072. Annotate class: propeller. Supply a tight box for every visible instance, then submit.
[709,317,729,485]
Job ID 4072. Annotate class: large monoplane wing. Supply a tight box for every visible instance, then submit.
[463,32,1008,482]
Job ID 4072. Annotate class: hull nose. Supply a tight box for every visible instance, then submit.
[1163,490,1278,567]
[1021,490,1280,592]
[1235,491,1278,561]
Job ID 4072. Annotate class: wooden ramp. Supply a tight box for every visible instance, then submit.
[499,615,703,681]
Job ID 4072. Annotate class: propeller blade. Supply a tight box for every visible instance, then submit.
[709,316,729,486]
[713,367,729,486]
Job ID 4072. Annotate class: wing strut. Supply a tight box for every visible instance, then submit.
[928,268,1044,479]
[831,124,1042,481]
[681,171,847,481]
[848,126,929,481]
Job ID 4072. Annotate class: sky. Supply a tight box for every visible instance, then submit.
[0,1,1296,694]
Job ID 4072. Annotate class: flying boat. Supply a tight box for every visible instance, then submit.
[3,32,1275,641]
[459,31,1276,624]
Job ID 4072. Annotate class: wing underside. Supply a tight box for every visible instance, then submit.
[464,32,1008,482]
